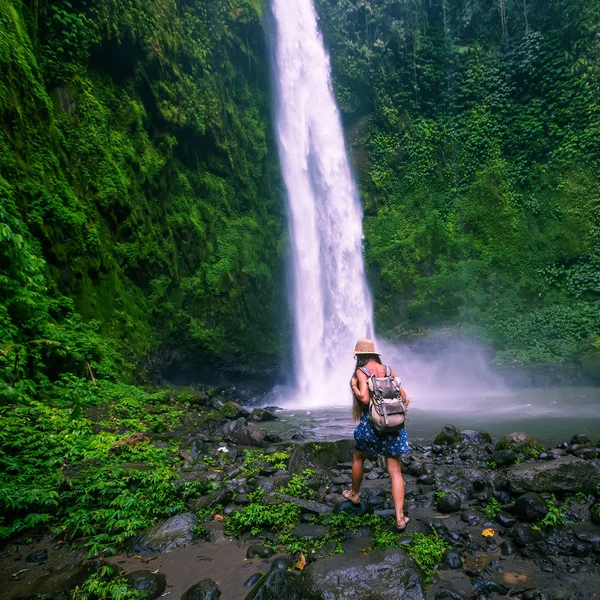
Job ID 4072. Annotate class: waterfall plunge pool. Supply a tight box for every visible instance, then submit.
[261,387,600,447]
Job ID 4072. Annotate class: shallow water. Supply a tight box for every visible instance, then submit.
[263,387,600,446]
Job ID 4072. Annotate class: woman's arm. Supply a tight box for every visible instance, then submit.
[391,368,410,407]
[351,369,370,405]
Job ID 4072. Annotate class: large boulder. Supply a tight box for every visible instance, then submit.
[124,571,167,599]
[301,547,424,600]
[288,442,342,475]
[513,492,548,522]
[130,513,198,556]
[495,432,544,458]
[434,425,461,446]
[223,418,265,446]
[245,557,301,600]
[182,578,221,600]
[506,456,600,494]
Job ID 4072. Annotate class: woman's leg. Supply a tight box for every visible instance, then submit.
[386,456,407,527]
[347,450,369,502]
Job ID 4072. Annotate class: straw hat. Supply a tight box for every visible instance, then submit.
[352,338,380,356]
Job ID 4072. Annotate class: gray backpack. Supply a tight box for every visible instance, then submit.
[359,365,406,434]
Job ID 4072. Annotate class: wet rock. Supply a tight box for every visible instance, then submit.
[509,523,545,547]
[571,434,591,445]
[245,573,263,588]
[495,511,516,528]
[301,547,424,599]
[434,583,470,600]
[130,513,198,556]
[291,523,329,539]
[191,489,233,512]
[25,549,48,564]
[437,492,462,513]
[461,509,483,526]
[572,522,600,544]
[434,425,461,446]
[248,408,279,422]
[278,494,333,514]
[461,430,493,447]
[500,539,517,556]
[495,432,544,457]
[417,474,435,485]
[264,434,282,443]
[182,578,221,600]
[247,545,275,559]
[219,401,249,419]
[288,442,340,475]
[291,433,307,441]
[223,418,265,446]
[124,570,167,599]
[333,500,372,517]
[507,456,599,493]
[245,559,301,600]
[486,449,516,467]
[574,447,598,460]
[13,560,114,599]
[570,541,590,557]
[592,503,600,525]
[442,548,463,569]
[514,492,549,522]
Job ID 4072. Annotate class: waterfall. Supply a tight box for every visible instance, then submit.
[270,0,374,403]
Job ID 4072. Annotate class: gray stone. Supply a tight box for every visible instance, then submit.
[181,579,221,600]
[572,523,600,544]
[461,430,493,446]
[291,523,329,539]
[333,500,372,517]
[442,548,463,569]
[434,425,461,446]
[514,492,549,522]
[25,549,48,564]
[245,561,301,600]
[495,432,543,457]
[124,570,167,599]
[130,513,198,556]
[436,492,461,513]
[248,408,279,422]
[509,523,545,547]
[223,418,265,446]
[301,547,424,599]
[278,494,333,514]
[507,456,600,493]
[487,449,516,466]
[288,442,341,475]
[247,544,275,559]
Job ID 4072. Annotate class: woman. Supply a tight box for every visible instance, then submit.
[343,338,410,531]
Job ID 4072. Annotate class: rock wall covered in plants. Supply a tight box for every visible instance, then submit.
[0,0,288,387]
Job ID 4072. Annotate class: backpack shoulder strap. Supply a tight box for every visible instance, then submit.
[358,366,371,377]
[384,365,391,377]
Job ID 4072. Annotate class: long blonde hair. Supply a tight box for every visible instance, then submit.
[351,354,381,422]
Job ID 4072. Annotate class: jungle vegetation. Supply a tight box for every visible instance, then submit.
[316,0,600,370]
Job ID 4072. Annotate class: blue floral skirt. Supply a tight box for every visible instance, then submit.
[354,413,409,457]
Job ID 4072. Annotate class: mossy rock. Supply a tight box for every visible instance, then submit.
[288,442,341,475]
[495,432,544,459]
[434,425,462,446]
[220,402,248,419]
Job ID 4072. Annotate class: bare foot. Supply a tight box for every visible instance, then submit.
[342,489,361,504]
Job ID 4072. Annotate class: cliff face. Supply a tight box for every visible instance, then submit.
[0,0,288,382]
[315,0,600,368]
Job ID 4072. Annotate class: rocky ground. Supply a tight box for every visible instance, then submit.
[2,394,600,600]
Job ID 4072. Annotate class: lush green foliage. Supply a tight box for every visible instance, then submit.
[0,0,286,391]
[315,0,600,366]
[484,498,501,520]
[0,381,210,555]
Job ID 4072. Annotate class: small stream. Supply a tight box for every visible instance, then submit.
[262,387,600,446]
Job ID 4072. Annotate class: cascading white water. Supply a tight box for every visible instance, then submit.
[270,0,374,403]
